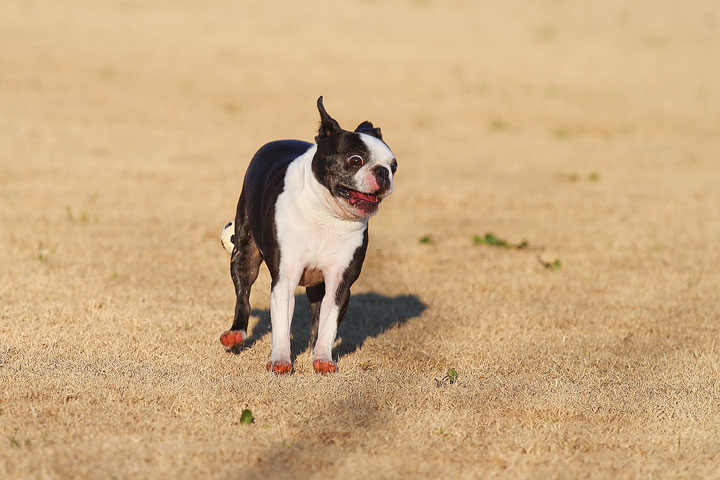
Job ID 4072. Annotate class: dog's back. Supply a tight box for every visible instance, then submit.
[241,140,313,250]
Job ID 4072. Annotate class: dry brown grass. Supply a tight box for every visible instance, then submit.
[2,0,720,478]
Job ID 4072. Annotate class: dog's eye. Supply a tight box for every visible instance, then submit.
[390,159,398,174]
[347,155,365,168]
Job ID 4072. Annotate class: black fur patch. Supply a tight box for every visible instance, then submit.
[354,120,383,140]
[335,227,369,309]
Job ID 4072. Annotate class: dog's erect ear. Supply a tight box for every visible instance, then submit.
[354,120,383,140]
[315,96,341,142]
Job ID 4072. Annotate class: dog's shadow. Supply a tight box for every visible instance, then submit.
[240,292,427,360]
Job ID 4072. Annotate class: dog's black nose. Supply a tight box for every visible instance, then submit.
[373,165,391,192]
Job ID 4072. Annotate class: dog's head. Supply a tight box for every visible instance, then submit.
[311,96,397,219]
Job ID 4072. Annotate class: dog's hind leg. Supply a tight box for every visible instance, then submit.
[220,192,263,350]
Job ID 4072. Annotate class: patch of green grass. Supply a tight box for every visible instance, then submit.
[473,233,528,249]
[7,430,35,449]
[419,235,432,244]
[435,368,458,387]
[239,408,254,425]
[537,256,562,270]
[37,241,51,262]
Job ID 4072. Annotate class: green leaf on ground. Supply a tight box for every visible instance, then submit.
[239,409,254,425]
[537,256,562,270]
[435,368,459,387]
[473,233,528,249]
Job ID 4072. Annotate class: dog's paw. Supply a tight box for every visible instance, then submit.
[313,359,338,374]
[266,360,293,375]
[220,330,246,349]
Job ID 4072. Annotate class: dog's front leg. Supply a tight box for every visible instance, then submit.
[312,274,350,374]
[267,270,300,374]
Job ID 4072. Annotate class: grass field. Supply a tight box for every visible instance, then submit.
[2,0,720,478]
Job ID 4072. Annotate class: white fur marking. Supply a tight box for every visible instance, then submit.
[356,133,395,196]
[220,220,235,254]
[314,297,341,360]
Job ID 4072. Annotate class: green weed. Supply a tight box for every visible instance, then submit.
[239,408,254,425]
[7,430,35,449]
[435,368,458,387]
[537,256,562,270]
[473,233,528,249]
[37,242,51,262]
[419,235,432,244]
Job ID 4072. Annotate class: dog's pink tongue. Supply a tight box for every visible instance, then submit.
[351,190,379,203]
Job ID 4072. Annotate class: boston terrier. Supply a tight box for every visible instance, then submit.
[219,96,397,374]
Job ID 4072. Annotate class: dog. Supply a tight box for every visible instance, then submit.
[219,96,397,374]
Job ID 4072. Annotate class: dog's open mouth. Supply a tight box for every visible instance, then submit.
[335,185,382,216]
[336,185,382,205]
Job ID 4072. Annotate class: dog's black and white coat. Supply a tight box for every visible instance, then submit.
[220,97,397,374]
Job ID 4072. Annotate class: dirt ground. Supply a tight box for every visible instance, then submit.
[2,0,720,478]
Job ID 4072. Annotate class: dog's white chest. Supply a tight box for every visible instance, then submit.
[277,211,365,286]
[274,155,367,287]
[295,228,349,286]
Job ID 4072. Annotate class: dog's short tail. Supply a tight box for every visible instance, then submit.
[220,220,235,255]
